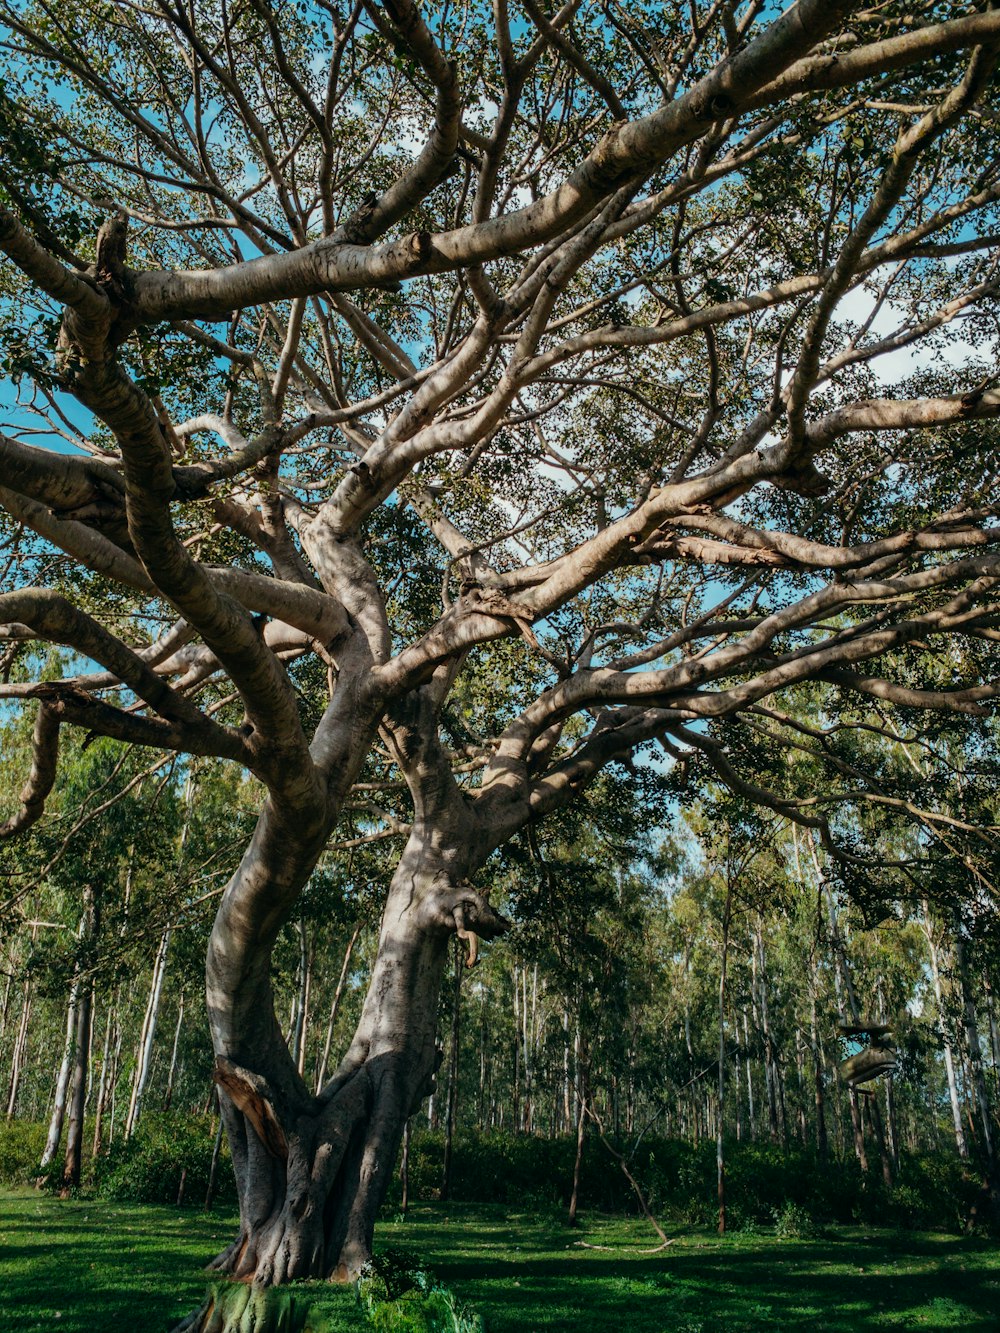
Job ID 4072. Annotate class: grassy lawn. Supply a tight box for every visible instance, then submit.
[2,1189,999,1331]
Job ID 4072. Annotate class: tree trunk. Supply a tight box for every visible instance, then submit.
[106,1008,124,1146]
[512,962,522,1131]
[313,921,361,1093]
[754,921,781,1143]
[126,927,171,1138]
[954,922,997,1173]
[568,1031,588,1228]
[40,974,81,1170]
[5,977,32,1119]
[984,971,1000,1097]
[164,990,185,1112]
[810,986,828,1160]
[61,979,93,1192]
[171,687,515,1333]
[400,1117,411,1216]
[289,919,312,1077]
[924,901,968,1156]
[205,1102,225,1211]
[0,966,12,1048]
[440,942,462,1202]
[175,794,507,1333]
[885,1076,899,1174]
[92,992,116,1157]
[717,882,732,1235]
[478,988,489,1130]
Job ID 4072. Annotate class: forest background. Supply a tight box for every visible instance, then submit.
[3,697,998,1236]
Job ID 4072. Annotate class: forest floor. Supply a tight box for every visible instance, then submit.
[1,1188,999,1331]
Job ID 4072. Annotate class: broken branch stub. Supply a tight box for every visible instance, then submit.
[422,876,512,967]
[213,1057,289,1160]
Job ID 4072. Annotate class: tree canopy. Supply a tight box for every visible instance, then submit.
[2,0,1000,1326]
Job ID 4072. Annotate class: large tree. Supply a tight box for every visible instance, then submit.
[3,0,1000,1325]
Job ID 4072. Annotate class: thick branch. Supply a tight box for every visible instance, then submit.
[0,703,60,838]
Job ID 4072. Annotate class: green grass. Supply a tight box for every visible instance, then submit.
[2,1189,999,1331]
[378,1204,1000,1332]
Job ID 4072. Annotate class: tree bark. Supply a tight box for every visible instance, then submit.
[199,830,500,1295]
[440,942,462,1202]
[924,901,968,1156]
[717,882,733,1235]
[92,992,115,1157]
[400,1117,411,1216]
[313,921,361,1093]
[953,920,997,1185]
[61,979,93,1192]
[126,927,170,1138]
[568,1030,588,1228]
[5,976,32,1119]
[176,692,511,1333]
[40,973,81,1170]
[164,990,185,1112]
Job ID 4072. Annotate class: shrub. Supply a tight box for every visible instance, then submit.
[92,1114,235,1206]
[0,1120,46,1184]
[358,1252,483,1333]
[772,1200,819,1239]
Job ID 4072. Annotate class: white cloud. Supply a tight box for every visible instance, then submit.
[834,285,981,386]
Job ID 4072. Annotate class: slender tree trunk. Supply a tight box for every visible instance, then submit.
[106,1010,124,1147]
[954,922,996,1176]
[0,966,13,1047]
[164,990,186,1112]
[754,921,780,1142]
[528,964,537,1134]
[440,942,462,1201]
[290,919,312,1077]
[314,922,362,1093]
[717,882,733,1235]
[825,880,879,1172]
[400,1117,411,1216]
[61,979,93,1192]
[983,972,1000,1096]
[206,1105,225,1211]
[742,1010,756,1140]
[810,986,828,1160]
[924,901,968,1156]
[5,977,32,1119]
[517,965,525,1130]
[885,1076,899,1174]
[126,927,170,1138]
[868,1093,893,1188]
[92,992,116,1158]
[40,974,81,1170]
[477,986,488,1130]
[63,887,99,1191]
[568,1030,588,1228]
[795,1036,808,1146]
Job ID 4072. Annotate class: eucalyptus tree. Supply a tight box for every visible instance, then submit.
[3,0,1000,1322]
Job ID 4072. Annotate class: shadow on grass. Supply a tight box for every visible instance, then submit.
[3,1191,999,1333]
[0,1190,244,1332]
[384,1206,1000,1332]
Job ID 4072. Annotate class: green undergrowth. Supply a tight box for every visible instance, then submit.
[3,1189,1000,1332]
[3,1119,987,1236]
